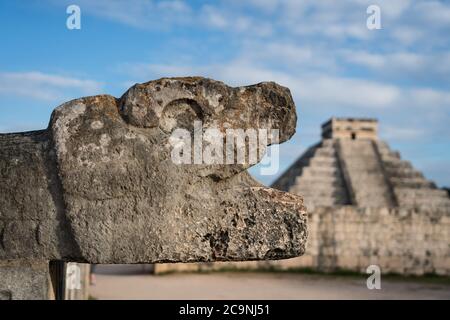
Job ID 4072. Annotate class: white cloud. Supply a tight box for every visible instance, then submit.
[126,61,402,109]
[200,5,273,36]
[105,0,449,151]
[341,50,386,68]
[378,0,412,17]
[157,0,190,12]
[52,0,193,30]
[416,0,450,26]
[344,51,425,72]
[244,0,280,13]
[0,71,102,101]
[340,50,450,84]
[120,58,450,146]
[381,125,425,141]
[201,5,228,29]
[47,0,450,49]
[297,75,400,109]
[390,27,423,46]
[408,88,450,108]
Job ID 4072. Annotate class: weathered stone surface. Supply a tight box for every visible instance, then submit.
[0,260,51,300]
[0,77,307,266]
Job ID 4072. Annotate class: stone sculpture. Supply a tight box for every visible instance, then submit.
[0,77,307,299]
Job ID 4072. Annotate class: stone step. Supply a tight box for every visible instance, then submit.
[394,188,450,199]
[301,166,342,177]
[337,139,395,207]
[320,139,335,147]
[380,154,402,163]
[340,149,378,157]
[397,198,450,209]
[390,177,434,188]
[296,175,345,185]
[376,141,402,157]
[313,148,336,157]
[294,186,346,196]
[340,160,381,169]
[398,198,450,206]
[308,157,338,166]
[354,195,393,207]
[386,170,424,180]
[376,140,389,149]
[295,184,347,196]
[382,159,414,169]
[303,197,348,208]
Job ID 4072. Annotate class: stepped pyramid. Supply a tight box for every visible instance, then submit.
[272,118,450,211]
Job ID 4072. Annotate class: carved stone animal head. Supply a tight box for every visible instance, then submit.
[1,77,307,264]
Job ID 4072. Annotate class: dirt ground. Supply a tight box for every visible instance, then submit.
[89,264,450,300]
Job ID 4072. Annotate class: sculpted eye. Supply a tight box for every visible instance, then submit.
[160,98,204,133]
[119,85,160,128]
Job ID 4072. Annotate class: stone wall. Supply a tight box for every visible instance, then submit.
[0,260,51,300]
[155,206,450,276]
[271,206,450,276]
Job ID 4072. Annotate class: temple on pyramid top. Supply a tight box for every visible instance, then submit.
[272,117,450,211]
[321,117,378,140]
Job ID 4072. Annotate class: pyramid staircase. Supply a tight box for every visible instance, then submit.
[375,141,450,210]
[272,139,350,209]
[272,118,450,211]
[336,139,395,207]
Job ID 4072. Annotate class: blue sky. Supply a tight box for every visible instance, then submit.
[0,0,449,187]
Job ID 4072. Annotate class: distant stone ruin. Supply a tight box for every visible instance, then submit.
[0,77,307,299]
[270,117,450,275]
[156,117,450,276]
[273,117,450,210]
